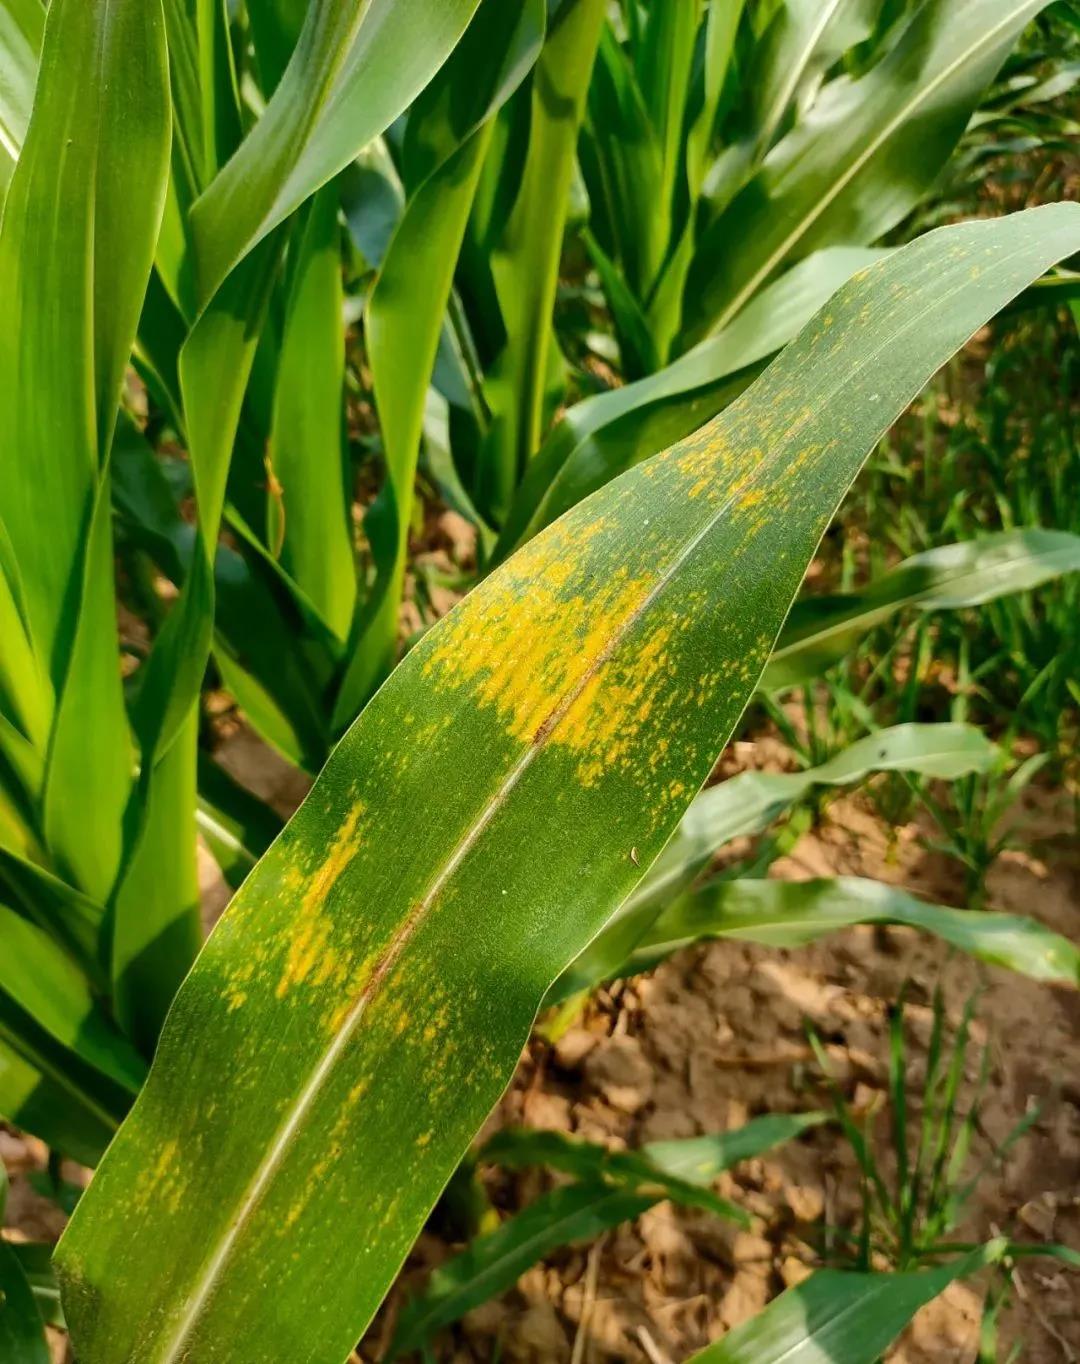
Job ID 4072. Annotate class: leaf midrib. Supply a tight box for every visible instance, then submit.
[153,234,1029,1362]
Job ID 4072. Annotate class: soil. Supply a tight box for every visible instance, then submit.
[4,739,1079,1363]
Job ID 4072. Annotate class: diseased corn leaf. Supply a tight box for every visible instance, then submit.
[58,206,1080,1364]
[550,722,998,1003]
[338,0,545,720]
[393,1115,823,1356]
[0,0,41,202]
[189,0,483,308]
[625,876,1080,984]
[495,247,888,561]
[763,528,1080,691]
[688,1243,1005,1364]
[682,0,1055,344]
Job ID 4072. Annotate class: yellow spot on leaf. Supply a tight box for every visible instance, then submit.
[276,804,365,1000]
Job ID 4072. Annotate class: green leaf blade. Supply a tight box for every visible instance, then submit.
[631,876,1080,986]
[688,1244,1005,1364]
[189,0,483,309]
[57,204,1080,1364]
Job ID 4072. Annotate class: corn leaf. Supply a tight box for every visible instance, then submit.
[394,1183,659,1359]
[476,0,606,524]
[688,1242,1006,1364]
[481,1112,825,1197]
[57,205,1080,1364]
[763,528,1080,691]
[195,756,283,893]
[685,0,745,200]
[119,0,488,1044]
[110,715,203,1053]
[8,1243,62,1330]
[0,0,41,202]
[750,0,877,157]
[0,905,144,1096]
[0,1009,127,1169]
[682,0,1056,344]
[0,0,170,904]
[495,247,888,561]
[626,876,1080,985]
[582,27,667,313]
[189,0,483,308]
[478,1132,749,1226]
[268,181,355,642]
[131,0,491,818]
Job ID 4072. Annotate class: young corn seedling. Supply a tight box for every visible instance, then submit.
[807,988,1080,1354]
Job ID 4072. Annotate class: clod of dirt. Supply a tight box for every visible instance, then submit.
[717,1269,771,1330]
[502,1301,569,1362]
[553,1027,601,1071]
[1019,1194,1057,1240]
[583,1034,654,1114]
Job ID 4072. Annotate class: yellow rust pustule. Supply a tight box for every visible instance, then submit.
[276,804,366,1000]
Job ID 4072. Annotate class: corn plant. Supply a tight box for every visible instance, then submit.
[0,0,1079,1360]
[71,0,1080,783]
[44,203,1080,1362]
